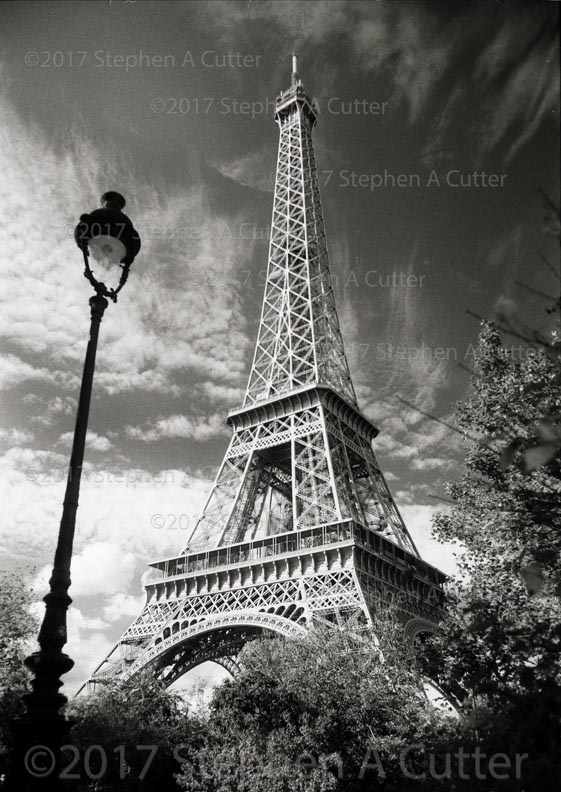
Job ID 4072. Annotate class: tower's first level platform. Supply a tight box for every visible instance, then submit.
[83,520,446,692]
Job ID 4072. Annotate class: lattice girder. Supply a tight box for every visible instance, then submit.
[83,65,445,696]
[184,391,418,556]
[85,525,445,691]
[244,87,356,407]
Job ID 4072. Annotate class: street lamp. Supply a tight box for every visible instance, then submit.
[11,192,140,790]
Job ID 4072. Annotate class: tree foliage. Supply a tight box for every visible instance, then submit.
[66,674,199,791]
[424,322,561,790]
[0,569,37,779]
[176,617,460,792]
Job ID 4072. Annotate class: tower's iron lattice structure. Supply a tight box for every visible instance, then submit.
[86,58,445,690]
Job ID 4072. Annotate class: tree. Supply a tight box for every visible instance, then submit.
[0,569,37,781]
[66,673,201,791]
[176,615,460,792]
[439,322,561,585]
[424,322,561,790]
[0,568,201,792]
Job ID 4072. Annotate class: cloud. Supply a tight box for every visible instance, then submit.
[352,4,456,124]
[102,592,146,623]
[1,445,68,477]
[193,381,246,405]
[330,235,361,385]
[68,543,137,597]
[0,90,253,402]
[473,14,559,162]
[194,2,557,165]
[193,1,454,124]
[2,0,551,698]
[190,0,352,50]
[33,395,79,426]
[57,430,113,452]
[34,542,137,598]
[169,661,232,710]
[421,86,466,168]
[7,458,212,690]
[0,449,210,563]
[0,353,58,390]
[0,427,34,445]
[0,86,255,699]
[214,147,275,193]
[357,245,450,430]
[484,226,523,320]
[411,456,454,472]
[125,413,227,442]
[65,628,116,694]
[373,404,463,483]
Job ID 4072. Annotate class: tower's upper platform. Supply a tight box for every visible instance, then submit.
[274,54,318,128]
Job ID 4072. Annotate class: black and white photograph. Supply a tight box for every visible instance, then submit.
[0,1,559,789]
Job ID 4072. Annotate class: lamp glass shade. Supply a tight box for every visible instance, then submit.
[88,235,127,266]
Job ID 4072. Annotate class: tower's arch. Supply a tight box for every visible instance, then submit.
[122,612,308,689]
[403,616,441,644]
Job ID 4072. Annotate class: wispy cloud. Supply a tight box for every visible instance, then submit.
[196,2,557,167]
[214,147,275,193]
[0,91,253,403]
[359,242,449,422]
[0,353,62,390]
[473,13,559,163]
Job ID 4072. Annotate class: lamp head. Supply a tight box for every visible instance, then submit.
[75,191,140,266]
[74,192,141,301]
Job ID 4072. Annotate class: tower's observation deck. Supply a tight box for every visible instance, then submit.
[83,58,445,692]
[274,56,318,128]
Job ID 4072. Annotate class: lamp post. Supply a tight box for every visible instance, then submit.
[11,192,140,790]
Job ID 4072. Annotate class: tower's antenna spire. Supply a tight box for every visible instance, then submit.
[291,52,299,88]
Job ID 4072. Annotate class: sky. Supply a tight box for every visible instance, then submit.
[0,0,559,695]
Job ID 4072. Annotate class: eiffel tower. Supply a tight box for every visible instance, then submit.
[85,56,445,691]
